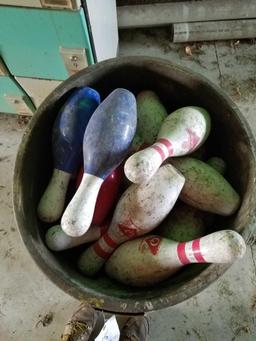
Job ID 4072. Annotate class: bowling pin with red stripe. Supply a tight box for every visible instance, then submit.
[78,164,185,276]
[124,106,211,184]
[105,230,246,287]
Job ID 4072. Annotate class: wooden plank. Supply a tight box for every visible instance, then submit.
[117,0,256,28]
[173,19,256,43]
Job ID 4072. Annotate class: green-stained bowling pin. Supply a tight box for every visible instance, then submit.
[125,156,228,244]
[137,90,168,144]
[158,157,227,242]
[170,157,240,216]
[157,203,206,242]
[131,133,144,152]
[207,157,227,175]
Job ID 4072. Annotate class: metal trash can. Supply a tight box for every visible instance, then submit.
[13,56,256,314]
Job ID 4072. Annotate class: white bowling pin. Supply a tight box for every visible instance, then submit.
[105,230,246,287]
[38,170,71,222]
[124,106,211,184]
[45,223,109,251]
[78,164,185,276]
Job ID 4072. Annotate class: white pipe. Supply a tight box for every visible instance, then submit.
[173,19,256,42]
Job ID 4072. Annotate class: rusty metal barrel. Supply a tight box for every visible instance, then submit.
[13,56,256,314]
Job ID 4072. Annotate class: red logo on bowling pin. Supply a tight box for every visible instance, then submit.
[182,128,200,150]
[118,220,138,238]
[140,236,162,255]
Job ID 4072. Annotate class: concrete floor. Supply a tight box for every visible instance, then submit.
[1,28,256,340]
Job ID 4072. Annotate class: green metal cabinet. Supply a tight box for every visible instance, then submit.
[0,1,118,114]
[0,6,94,80]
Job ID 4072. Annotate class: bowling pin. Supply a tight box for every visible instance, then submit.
[61,89,137,237]
[105,230,246,287]
[45,222,109,251]
[207,157,227,175]
[157,203,207,242]
[76,165,123,226]
[131,133,144,152]
[124,106,211,184]
[77,164,185,276]
[37,87,100,223]
[136,90,168,144]
[158,157,227,242]
[170,157,240,215]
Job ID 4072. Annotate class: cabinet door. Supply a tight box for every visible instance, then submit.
[0,6,94,80]
[0,76,35,115]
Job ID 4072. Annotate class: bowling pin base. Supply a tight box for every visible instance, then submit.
[37,169,71,223]
[78,248,106,276]
[61,173,104,237]
[45,224,108,251]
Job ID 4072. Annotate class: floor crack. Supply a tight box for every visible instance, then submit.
[251,246,256,277]
[214,42,223,87]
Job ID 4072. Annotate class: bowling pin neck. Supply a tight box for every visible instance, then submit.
[37,169,71,222]
[61,173,104,237]
[175,230,246,265]
[124,146,163,184]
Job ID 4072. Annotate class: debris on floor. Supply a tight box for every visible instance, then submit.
[36,312,54,328]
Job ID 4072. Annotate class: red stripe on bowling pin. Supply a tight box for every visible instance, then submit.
[157,138,174,156]
[151,138,173,161]
[151,145,165,160]
[93,242,112,259]
[177,239,206,264]
[177,242,190,265]
[103,232,118,248]
[192,239,206,263]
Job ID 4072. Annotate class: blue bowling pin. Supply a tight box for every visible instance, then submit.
[37,87,100,223]
[61,88,137,237]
